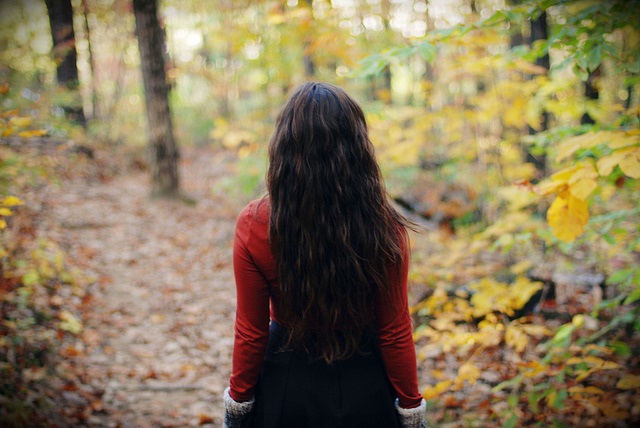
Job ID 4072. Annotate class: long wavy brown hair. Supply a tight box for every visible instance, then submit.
[267,82,413,363]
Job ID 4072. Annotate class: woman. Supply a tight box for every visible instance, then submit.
[224,82,426,428]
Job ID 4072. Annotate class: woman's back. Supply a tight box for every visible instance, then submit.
[224,82,426,428]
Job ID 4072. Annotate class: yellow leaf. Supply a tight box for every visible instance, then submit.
[2,196,23,206]
[568,163,598,200]
[596,146,640,178]
[9,116,32,128]
[583,355,606,366]
[595,399,629,419]
[505,324,528,353]
[509,277,543,310]
[456,361,481,386]
[519,323,551,336]
[573,314,585,327]
[0,208,12,216]
[510,260,533,275]
[597,150,626,176]
[556,133,601,161]
[423,380,453,400]
[17,129,47,138]
[536,166,577,195]
[566,357,584,365]
[555,131,638,161]
[0,109,18,118]
[616,374,640,390]
[618,146,640,178]
[610,131,640,149]
[547,191,589,242]
[0,219,6,229]
[521,361,546,378]
[59,310,83,334]
[568,386,604,394]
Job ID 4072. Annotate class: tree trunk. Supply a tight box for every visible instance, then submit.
[81,0,98,120]
[44,0,86,126]
[526,11,550,177]
[299,0,315,78]
[580,66,601,125]
[133,0,180,197]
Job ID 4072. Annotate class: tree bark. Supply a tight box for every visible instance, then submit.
[133,0,180,197]
[299,0,315,78]
[580,66,601,125]
[526,12,550,176]
[44,0,86,126]
[81,0,98,120]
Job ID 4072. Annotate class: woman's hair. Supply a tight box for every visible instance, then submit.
[267,82,413,363]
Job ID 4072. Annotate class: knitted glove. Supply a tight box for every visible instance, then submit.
[396,399,427,428]
[223,387,254,428]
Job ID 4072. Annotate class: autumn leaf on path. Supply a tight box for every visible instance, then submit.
[423,380,453,400]
[616,374,640,390]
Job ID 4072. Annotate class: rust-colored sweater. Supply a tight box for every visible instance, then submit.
[229,198,423,408]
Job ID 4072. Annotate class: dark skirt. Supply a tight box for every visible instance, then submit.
[248,322,400,428]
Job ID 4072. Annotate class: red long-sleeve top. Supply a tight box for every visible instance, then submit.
[229,198,423,408]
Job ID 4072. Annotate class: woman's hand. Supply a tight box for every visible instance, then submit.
[396,398,427,428]
[223,387,254,428]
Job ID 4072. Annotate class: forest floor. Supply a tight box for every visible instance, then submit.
[7,143,639,427]
[38,146,245,427]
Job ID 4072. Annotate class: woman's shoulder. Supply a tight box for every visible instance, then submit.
[238,197,270,222]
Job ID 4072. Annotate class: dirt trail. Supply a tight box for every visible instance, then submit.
[42,148,245,427]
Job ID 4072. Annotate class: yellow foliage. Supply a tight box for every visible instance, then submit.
[568,163,598,200]
[505,322,551,353]
[2,196,23,206]
[568,385,604,395]
[546,190,589,242]
[456,361,481,386]
[597,146,640,178]
[17,129,47,138]
[58,310,83,334]
[616,374,640,390]
[536,166,578,195]
[8,116,32,128]
[567,355,621,381]
[521,360,547,378]
[468,276,543,318]
[556,131,639,161]
[509,276,544,310]
[423,380,453,400]
[592,398,629,419]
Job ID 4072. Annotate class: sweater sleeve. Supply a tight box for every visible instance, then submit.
[375,232,423,409]
[228,205,271,402]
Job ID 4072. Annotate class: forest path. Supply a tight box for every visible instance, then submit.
[43,147,244,427]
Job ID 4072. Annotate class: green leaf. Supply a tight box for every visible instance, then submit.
[22,269,39,286]
[627,57,640,74]
[624,286,640,305]
[607,268,634,286]
[610,341,632,357]
[551,323,576,347]
[417,42,437,63]
[552,389,568,409]
[627,235,640,252]
[573,64,589,81]
[586,45,602,72]
[503,413,518,428]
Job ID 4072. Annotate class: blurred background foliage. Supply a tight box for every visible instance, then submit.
[1,0,640,425]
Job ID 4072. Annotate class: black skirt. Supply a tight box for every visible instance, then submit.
[247,322,400,428]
